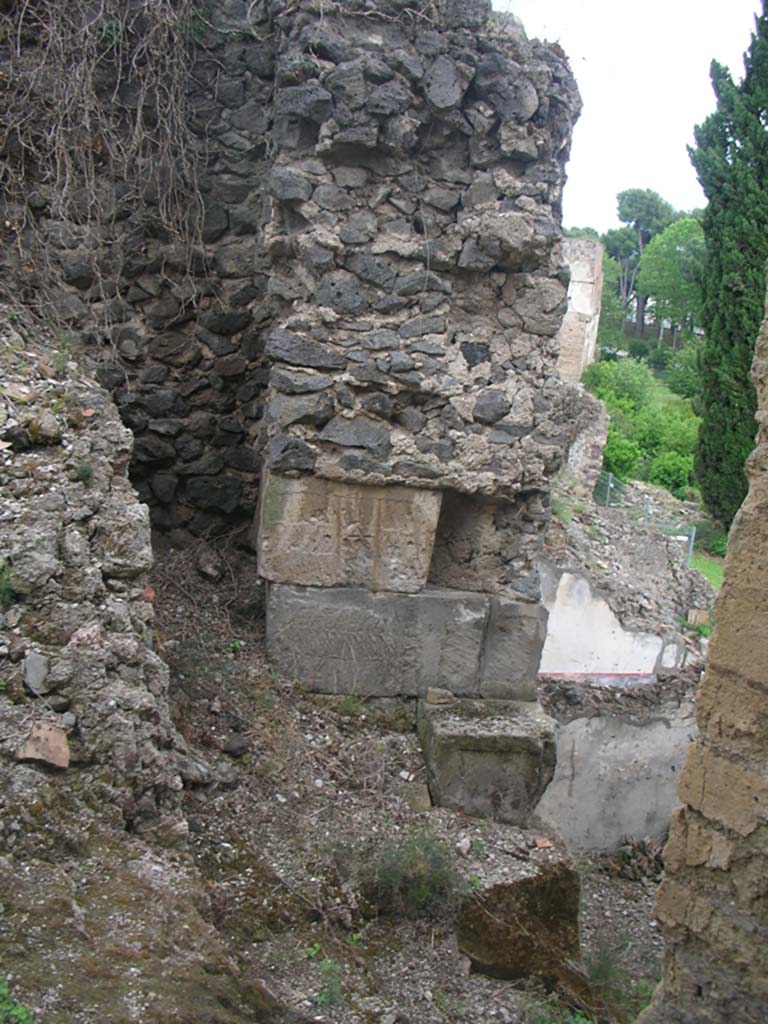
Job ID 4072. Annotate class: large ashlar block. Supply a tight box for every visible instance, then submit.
[267,584,486,697]
[418,697,557,824]
[256,471,442,593]
[266,584,546,699]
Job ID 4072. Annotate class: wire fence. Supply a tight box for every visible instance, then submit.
[593,470,696,566]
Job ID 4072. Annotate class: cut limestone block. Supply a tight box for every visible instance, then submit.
[417,697,556,824]
[478,597,546,701]
[256,471,442,593]
[266,584,546,699]
[266,584,487,696]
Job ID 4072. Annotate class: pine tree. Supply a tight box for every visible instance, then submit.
[689,4,768,527]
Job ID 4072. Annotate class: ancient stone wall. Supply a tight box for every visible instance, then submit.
[639,284,768,1022]
[1,3,280,539]
[2,0,585,550]
[555,237,603,382]
[0,309,193,848]
[249,0,584,826]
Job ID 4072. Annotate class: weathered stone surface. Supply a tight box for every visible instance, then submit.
[638,279,768,1024]
[535,698,696,851]
[458,861,580,983]
[16,722,70,769]
[315,272,367,315]
[267,584,490,696]
[479,598,546,700]
[257,473,442,592]
[473,389,511,425]
[425,55,467,110]
[556,238,603,381]
[318,414,391,460]
[265,329,346,371]
[266,434,317,473]
[23,651,51,695]
[418,698,557,824]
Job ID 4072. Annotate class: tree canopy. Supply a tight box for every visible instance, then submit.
[688,2,768,526]
[636,217,705,336]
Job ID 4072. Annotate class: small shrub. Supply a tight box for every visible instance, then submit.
[584,932,658,1022]
[694,519,728,557]
[602,429,641,481]
[75,459,93,486]
[360,827,459,919]
[551,496,572,525]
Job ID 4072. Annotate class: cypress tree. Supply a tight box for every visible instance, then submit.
[689,4,768,527]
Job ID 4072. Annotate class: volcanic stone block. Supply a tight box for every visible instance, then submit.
[417,698,557,824]
[266,584,488,696]
[257,472,441,593]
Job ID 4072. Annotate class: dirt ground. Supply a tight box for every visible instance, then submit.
[149,535,664,1024]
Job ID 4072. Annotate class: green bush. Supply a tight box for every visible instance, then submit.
[648,451,694,498]
[665,338,704,401]
[0,977,35,1024]
[582,358,655,411]
[694,519,728,557]
[360,827,459,919]
[583,354,701,500]
[602,429,641,481]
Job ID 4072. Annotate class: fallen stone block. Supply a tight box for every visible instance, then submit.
[256,471,441,593]
[458,860,580,983]
[418,698,556,824]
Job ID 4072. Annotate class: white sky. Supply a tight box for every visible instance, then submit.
[492,1,763,232]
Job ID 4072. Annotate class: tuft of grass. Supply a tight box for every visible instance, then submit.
[690,552,724,591]
[358,826,459,920]
[584,933,658,1022]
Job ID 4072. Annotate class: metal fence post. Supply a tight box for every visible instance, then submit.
[606,472,613,507]
[687,525,696,567]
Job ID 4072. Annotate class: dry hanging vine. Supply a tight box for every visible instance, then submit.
[0,0,209,323]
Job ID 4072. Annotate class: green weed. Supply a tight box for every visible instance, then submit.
[314,958,343,1008]
[0,976,35,1024]
[0,561,17,611]
[75,459,93,486]
[337,694,366,717]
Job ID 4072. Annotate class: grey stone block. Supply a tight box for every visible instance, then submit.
[266,584,488,696]
[418,698,556,825]
[479,598,547,701]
